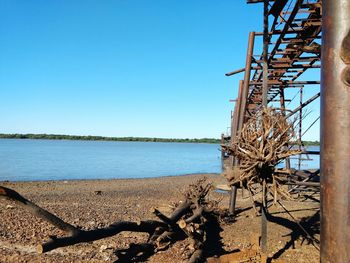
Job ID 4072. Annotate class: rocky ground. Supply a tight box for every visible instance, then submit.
[0,174,320,262]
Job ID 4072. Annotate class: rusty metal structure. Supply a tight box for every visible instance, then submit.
[321,1,350,262]
[222,0,350,261]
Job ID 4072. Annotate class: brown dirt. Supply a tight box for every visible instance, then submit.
[0,174,320,262]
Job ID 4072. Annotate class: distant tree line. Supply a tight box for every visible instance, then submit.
[0,133,221,144]
[301,140,320,146]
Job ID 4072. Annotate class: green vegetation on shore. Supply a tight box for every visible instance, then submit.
[0,133,221,144]
[301,140,320,146]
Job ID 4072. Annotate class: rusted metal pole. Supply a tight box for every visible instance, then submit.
[221,133,225,171]
[286,92,320,118]
[321,1,350,262]
[232,81,244,141]
[261,0,269,256]
[262,0,269,108]
[279,87,291,190]
[238,32,255,131]
[225,68,245,76]
[298,87,303,170]
[229,33,255,214]
[229,81,243,214]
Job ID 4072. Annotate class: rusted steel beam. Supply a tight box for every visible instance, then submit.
[269,0,288,17]
[279,88,291,173]
[298,87,303,170]
[252,64,321,70]
[229,81,243,215]
[262,0,269,107]
[238,32,255,131]
[321,1,350,262]
[268,0,303,61]
[261,0,269,255]
[286,92,320,119]
[229,33,255,215]
[225,67,245,76]
[246,0,273,3]
[231,81,243,151]
[235,81,244,138]
[257,56,320,64]
[249,80,320,85]
[255,29,310,35]
[302,150,320,155]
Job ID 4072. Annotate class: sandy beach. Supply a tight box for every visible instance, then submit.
[0,174,319,262]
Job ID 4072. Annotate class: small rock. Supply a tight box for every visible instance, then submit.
[94,191,102,195]
[87,221,96,226]
[100,244,108,252]
[6,205,14,209]
[103,256,111,261]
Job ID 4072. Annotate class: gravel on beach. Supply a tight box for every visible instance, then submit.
[0,174,319,262]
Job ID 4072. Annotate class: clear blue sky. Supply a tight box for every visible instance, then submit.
[0,1,320,140]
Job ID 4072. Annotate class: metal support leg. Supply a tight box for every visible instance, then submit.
[321,1,350,262]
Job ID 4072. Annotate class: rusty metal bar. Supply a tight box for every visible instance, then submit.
[234,81,244,139]
[261,0,269,255]
[321,0,350,262]
[229,81,243,215]
[286,92,320,119]
[269,0,288,17]
[225,68,245,76]
[229,33,255,214]
[268,0,303,63]
[298,87,303,170]
[249,80,320,85]
[279,88,291,188]
[262,0,269,108]
[302,150,320,155]
[230,81,244,156]
[221,133,225,171]
[238,32,255,132]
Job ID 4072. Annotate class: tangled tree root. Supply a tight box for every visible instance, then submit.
[222,108,302,207]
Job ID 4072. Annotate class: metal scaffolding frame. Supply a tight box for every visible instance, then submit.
[222,0,350,261]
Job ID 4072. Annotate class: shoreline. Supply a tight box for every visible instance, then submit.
[0,172,221,183]
[0,134,221,144]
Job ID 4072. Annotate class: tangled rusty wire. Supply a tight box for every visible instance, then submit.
[223,108,302,205]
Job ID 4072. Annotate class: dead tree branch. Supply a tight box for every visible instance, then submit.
[1,178,219,263]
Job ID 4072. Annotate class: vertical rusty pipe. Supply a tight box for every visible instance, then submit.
[229,81,244,214]
[234,80,244,138]
[229,185,237,215]
[262,0,269,107]
[238,32,255,131]
[279,87,291,171]
[261,0,269,255]
[298,87,303,170]
[280,87,291,191]
[221,133,225,171]
[231,80,244,145]
[229,105,237,168]
[229,32,255,214]
[231,82,243,150]
[321,1,350,262]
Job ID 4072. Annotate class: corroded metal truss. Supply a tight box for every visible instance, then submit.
[225,0,322,206]
[223,0,350,261]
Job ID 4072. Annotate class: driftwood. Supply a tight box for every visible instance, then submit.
[0,178,218,262]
